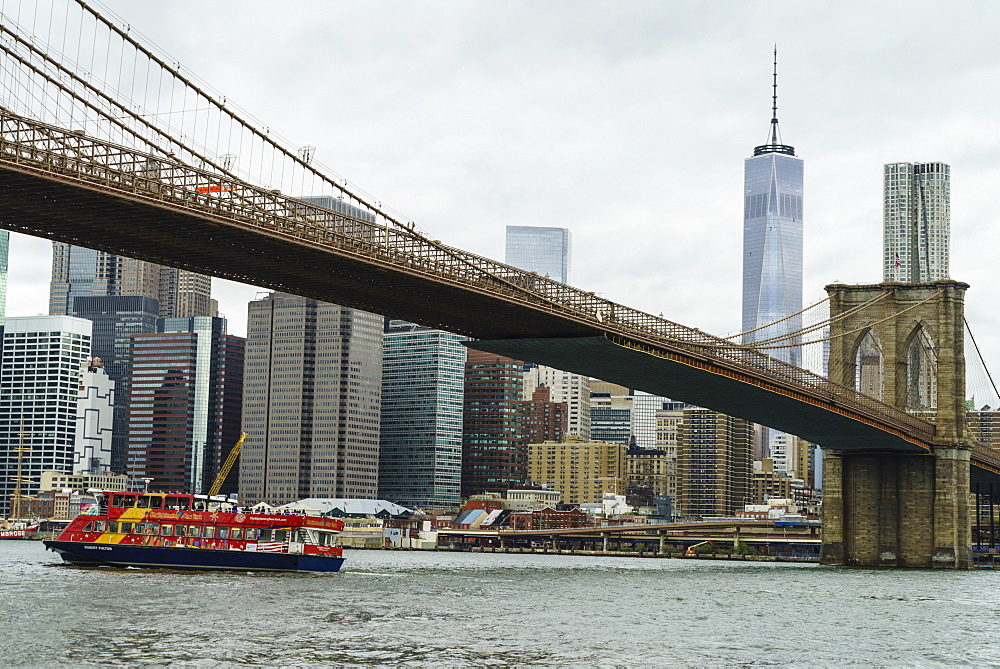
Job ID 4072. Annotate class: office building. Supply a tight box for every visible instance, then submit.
[71,295,160,473]
[49,243,214,318]
[379,320,466,509]
[742,51,803,367]
[522,386,569,446]
[462,349,524,497]
[883,161,950,282]
[504,226,571,284]
[527,437,626,506]
[625,443,674,507]
[590,391,632,446]
[523,365,591,439]
[125,317,245,494]
[630,392,674,449]
[0,315,93,516]
[74,357,115,475]
[751,458,794,504]
[676,407,753,518]
[240,293,383,505]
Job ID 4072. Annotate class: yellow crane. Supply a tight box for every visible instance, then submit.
[207,433,248,498]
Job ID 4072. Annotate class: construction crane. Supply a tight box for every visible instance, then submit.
[207,433,248,498]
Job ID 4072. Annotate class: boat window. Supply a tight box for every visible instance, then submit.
[137,495,162,509]
[217,527,229,539]
[82,521,94,532]
[274,529,287,542]
[245,528,258,541]
[188,525,202,538]
[176,525,186,537]
[230,528,243,540]
[111,494,138,508]
[259,529,272,541]
[120,522,133,534]
[108,522,119,534]
[160,524,174,537]
[204,526,216,539]
[95,521,107,533]
[165,496,191,510]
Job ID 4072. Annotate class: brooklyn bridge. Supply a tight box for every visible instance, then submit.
[1,0,998,568]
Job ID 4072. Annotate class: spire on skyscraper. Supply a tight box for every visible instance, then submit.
[754,46,795,157]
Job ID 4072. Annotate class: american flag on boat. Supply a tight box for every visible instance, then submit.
[255,542,287,553]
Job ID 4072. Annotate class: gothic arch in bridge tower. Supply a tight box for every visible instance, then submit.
[900,322,937,412]
[852,329,884,401]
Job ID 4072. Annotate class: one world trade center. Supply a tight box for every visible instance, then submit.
[742,49,803,368]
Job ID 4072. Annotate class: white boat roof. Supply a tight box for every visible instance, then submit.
[275,498,413,517]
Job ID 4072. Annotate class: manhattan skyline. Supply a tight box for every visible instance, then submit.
[3,1,999,399]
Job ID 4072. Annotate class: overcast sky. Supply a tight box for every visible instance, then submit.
[6,0,1000,401]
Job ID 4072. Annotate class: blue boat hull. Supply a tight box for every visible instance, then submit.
[44,540,344,573]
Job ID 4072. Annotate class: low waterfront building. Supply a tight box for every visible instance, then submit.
[508,507,590,530]
[503,488,562,511]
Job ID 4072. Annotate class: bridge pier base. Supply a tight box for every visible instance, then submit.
[821,448,971,568]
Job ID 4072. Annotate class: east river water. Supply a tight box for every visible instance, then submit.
[2,541,999,666]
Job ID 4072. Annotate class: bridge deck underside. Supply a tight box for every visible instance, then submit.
[0,163,599,341]
[470,336,930,453]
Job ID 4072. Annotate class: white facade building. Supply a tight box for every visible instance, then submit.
[74,358,115,474]
[0,315,93,517]
[883,161,950,283]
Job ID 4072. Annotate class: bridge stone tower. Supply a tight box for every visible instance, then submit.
[822,280,971,568]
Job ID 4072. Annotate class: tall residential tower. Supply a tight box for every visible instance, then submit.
[742,50,804,367]
[883,162,950,282]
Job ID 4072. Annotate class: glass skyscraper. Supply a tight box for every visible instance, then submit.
[883,162,950,283]
[379,320,467,509]
[741,54,803,367]
[49,242,214,318]
[505,226,571,284]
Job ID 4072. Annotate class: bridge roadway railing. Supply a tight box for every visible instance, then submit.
[0,110,936,444]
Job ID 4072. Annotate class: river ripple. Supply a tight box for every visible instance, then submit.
[1,541,999,666]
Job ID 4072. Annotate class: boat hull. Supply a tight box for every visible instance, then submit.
[44,540,344,573]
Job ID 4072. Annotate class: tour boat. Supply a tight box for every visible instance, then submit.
[44,491,345,573]
[0,520,40,540]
